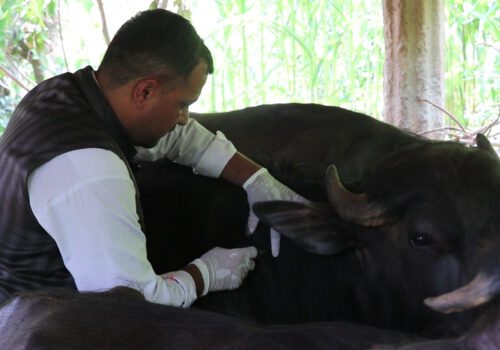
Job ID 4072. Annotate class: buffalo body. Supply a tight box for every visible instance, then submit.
[136,104,500,337]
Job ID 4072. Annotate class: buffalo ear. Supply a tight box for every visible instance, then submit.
[252,201,355,256]
[476,133,499,159]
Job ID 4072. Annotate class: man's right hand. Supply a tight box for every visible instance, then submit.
[194,246,257,293]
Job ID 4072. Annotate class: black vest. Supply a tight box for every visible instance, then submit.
[0,66,143,303]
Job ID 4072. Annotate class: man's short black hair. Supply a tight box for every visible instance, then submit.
[98,9,214,88]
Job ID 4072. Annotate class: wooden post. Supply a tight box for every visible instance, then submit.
[383,0,445,137]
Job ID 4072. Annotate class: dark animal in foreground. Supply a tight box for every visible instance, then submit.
[0,287,422,350]
[376,302,500,350]
[2,104,497,349]
[135,104,500,338]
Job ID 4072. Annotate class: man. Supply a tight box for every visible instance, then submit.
[0,9,305,307]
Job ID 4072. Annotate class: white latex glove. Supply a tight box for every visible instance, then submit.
[242,168,308,257]
[194,246,257,293]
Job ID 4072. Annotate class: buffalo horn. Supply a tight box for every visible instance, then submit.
[424,272,500,314]
[325,164,388,227]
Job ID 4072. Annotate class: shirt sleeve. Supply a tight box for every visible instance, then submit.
[134,118,237,178]
[27,148,198,307]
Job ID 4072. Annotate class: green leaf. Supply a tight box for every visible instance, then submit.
[46,0,56,17]
[80,0,94,13]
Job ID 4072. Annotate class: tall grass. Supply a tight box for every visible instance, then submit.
[0,0,497,135]
[445,0,499,128]
[195,0,498,129]
[196,0,385,118]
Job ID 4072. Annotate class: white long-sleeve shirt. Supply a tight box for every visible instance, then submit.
[27,118,236,307]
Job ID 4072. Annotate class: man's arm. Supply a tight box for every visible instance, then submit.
[219,152,262,186]
[135,118,261,184]
[27,148,256,307]
[136,118,308,256]
[134,118,235,178]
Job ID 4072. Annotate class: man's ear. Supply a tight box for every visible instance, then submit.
[133,78,159,110]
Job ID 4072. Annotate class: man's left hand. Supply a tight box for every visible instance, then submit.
[243,168,308,257]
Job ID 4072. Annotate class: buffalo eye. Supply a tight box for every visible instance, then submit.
[409,233,434,249]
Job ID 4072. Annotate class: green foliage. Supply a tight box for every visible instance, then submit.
[0,0,497,136]
[198,0,385,117]
[0,0,101,130]
[445,0,499,128]
[0,0,56,64]
[0,0,59,129]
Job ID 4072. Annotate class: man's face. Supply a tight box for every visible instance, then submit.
[134,60,208,148]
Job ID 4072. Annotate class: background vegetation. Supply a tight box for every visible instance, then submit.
[0,0,498,138]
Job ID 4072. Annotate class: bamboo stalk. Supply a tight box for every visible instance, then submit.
[5,45,36,88]
[260,20,266,103]
[0,65,30,92]
[239,0,249,106]
[56,0,69,71]
[290,0,296,96]
[96,0,111,45]
[420,98,467,133]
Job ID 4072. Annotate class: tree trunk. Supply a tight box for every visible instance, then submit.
[382,0,445,138]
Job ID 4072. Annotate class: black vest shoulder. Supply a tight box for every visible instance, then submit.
[0,66,141,302]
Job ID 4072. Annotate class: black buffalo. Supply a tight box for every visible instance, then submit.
[1,103,498,349]
[0,287,423,350]
[376,303,500,350]
[134,103,500,338]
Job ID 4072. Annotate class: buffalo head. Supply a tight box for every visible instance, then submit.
[254,135,500,336]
